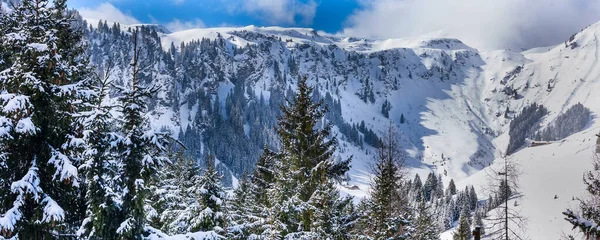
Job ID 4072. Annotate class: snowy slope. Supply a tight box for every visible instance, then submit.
[85,15,600,238]
[155,20,600,186]
[439,22,600,239]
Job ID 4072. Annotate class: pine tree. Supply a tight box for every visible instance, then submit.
[194,154,227,233]
[469,185,478,210]
[412,174,423,202]
[381,99,391,118]
[250,76,353,238]
[365,125,412,239]
[149,150,200,234]
[115,28,170,239]
[487,195,494,212]
[497,179,512,204]
[423,173,440,202]
[78,65,122,239]
[227,173,252,239]
[0,0,92,237]
[447,179,457,196]
[310,180,357,239]
[412,200,439,240]
[245,148,278,237]
[453,211,472,240]
[352,198,372,238]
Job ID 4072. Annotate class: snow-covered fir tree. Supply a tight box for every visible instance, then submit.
[115,28,170,239]
[77,65,122,239]
[245,148,278,238]
[453,210,472,240]
[411,174,424,202]
[244,76,354,239]
[148,150,201,235]
[412,200,440,240]
[0,0,92,237]
[194,153,227,234]
[227,172,252,239]
[360,125,413,239]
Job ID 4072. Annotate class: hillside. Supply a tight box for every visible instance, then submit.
[83,17,600,238]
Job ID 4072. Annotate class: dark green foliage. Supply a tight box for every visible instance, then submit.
[413,200,439,240]
[116,29,170,238]
[244,76,354,238]
[381,99,392,118]
[447,179,457,196]
[507,103,548,155]
[453,211,472,240]
[534,103,590,141]
[497,179,512,205]
[195,154,227,233]
[79,67,122,239]
[361,126,412,239]
[0,0,91,237]
[423,173,444,202]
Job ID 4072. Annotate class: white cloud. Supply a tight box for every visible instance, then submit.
[173,0,185,5]
[165,18,206,32]
[230,0,317,25]
[78,2,140,25]
[343,0,600,50]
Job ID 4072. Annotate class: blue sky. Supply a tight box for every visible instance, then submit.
[68,0,361,33]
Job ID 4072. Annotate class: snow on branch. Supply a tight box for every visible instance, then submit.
[48,145,79,187]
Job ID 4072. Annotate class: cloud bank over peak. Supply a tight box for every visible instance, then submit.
[342,0,600,50]
[78,3,141,25]
[165,18,206,32]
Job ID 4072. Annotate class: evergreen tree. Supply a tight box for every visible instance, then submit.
[497,178,512,204]
[381,99,391,118]
[149,150,201,234]
[310,180,357,239]
[194,154,227,233]
[412,174,423,201]
[469,185,478,210]
[115,28,170,238]
[412,200,439,240]
[447,179,457,196]
[486,195,494,212]
[227,173,252,239]
[0,0,92,237]
[78,66,122,239]
[245,148,278,237]
[365,125,412,239]
[423,173,439,202]
[453,211,472,240]
[250,76,353,238]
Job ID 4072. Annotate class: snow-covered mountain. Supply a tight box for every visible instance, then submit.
[83,17,600,239]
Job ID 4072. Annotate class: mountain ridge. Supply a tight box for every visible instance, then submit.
[82,16,600,238]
